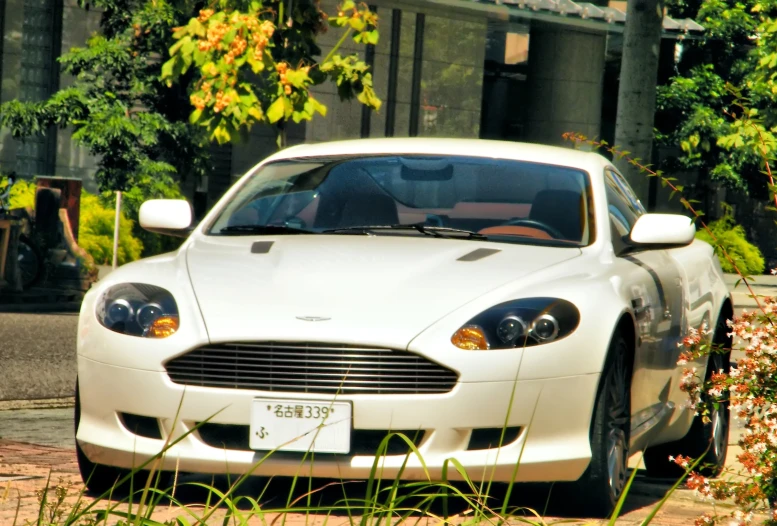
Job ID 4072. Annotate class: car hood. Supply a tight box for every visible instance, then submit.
[185,234,582,347]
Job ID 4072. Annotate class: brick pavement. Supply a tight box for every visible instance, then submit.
[0,437,768,525]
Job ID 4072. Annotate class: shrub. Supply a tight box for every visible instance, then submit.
[2,174,185,265]
[0,175,36,210]
[78,191,143,266]
[1,176,146,266]
[695,205,765,276]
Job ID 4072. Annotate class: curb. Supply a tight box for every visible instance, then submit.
[0,397,74,411]
[0,302,81,313]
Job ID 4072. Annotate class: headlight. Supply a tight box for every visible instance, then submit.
[96,283,180,338]
[451,298,579,350]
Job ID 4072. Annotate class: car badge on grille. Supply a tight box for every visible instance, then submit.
[296,316,331,321]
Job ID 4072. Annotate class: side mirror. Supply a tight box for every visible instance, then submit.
[139,199,194,238]
[629,213,696,247]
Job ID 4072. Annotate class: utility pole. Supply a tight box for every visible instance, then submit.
[112,191,121,270]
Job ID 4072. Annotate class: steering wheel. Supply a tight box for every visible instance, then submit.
[503,218,565,239]
[425,213,445,227]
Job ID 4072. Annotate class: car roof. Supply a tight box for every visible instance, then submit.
[263,138,608,169]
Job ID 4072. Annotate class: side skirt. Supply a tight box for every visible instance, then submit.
[630,401,675,452]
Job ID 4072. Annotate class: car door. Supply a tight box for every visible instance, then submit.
[604,168,687,438]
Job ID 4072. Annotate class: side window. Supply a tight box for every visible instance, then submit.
[605,169,642,240]
[607,168,646,217]
[608,205,630,237]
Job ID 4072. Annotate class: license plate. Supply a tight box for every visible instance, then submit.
[249,398,352,453]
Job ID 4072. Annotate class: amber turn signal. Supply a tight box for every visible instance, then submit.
[147,316,179,338]
[451,325,489,350]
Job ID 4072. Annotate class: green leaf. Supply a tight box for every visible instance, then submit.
[291,110,309,123]
[187,18,206,37]
[248,106,264,121]
[266,97,286,123]
[348,17,366,31]
[189,109,203,124]
[161,58,175,80]
[285,69,310,89]
[211,123,232,144]
[169,36,189,56]
[308,97,327,117]
[181,37,195,57]
[283,97,294,117]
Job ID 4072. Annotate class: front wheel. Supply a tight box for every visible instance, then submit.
[562,333,631,517]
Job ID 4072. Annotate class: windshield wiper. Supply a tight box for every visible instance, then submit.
[420,226,489,240]
[324,223,488,240]
[219,224,316,235]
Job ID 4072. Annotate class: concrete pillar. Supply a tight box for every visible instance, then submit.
[525,23,606,147]
[614,0,664,204]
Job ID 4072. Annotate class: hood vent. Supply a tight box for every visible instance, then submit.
[251,241,274,254]
[457,248,501,262]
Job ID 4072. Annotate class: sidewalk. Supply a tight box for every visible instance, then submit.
[724,272,777,309]
[0,437,760,525]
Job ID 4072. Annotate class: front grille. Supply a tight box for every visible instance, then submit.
[164,342,458,395]
[197,423,426,455]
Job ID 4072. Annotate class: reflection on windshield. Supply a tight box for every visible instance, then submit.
[207,155,592,247]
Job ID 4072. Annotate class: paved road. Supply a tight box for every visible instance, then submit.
[0,407,73,448]
[0,312,78,400]
[0,273,771,449]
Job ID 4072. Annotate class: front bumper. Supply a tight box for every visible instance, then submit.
[77,358,600,483]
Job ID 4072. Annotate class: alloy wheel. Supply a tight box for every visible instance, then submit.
[606,347,629,497]
[708,353,729,460]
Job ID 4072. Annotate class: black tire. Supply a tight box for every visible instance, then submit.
[74,380,164,496]
[17,234,42,289]
[561,333,631,517]
[643,320,730,478]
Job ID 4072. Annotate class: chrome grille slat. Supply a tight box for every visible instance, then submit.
[165,371,455,384]
[222,343,393,352]
[192,349,415,360]
[167,364,449,376]
[168,356,443,368]
[165,342,458,395]
[180,379,448,392]
[173,354,441,367]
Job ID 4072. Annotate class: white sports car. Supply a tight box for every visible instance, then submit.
[75,138,732,516]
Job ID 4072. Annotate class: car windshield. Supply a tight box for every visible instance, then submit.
[207,155,594,247]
